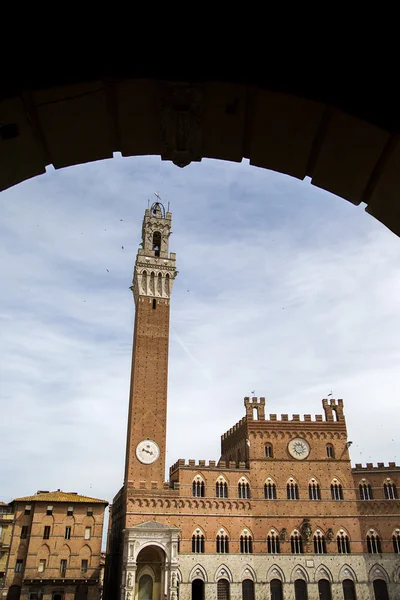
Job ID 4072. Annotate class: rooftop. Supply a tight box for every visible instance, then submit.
[13,490,108,504]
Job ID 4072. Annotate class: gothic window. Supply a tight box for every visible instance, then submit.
[373,580,389,600]
[330,481,343,500]
[392,529,400,553]
[242,580,255,600]
[216,533,229,554]
[313,532,327,554]
[192,579,203,600]
[238,480,250,499]
[217,579,230,600]
[359,482,373,500]
[291,532,303,554]
[384,482,398,499]
[342,580,356,600]
[367,531,382,554]
[267,531,280,554]
[191,531,205,553]
[264,481,277,500]
[152,299,157,309]
[240,532,253,554]
[265,443,273,458]
[192,479,205,497]
[308,480,321,500]
[318,580,332,600]
[216,480,228,498]
[326,444,334,458]
[152,232,161,256]
[287,481,299,500]
[294,580,308,600]
[337,532,351,554]
[270,579,283,600]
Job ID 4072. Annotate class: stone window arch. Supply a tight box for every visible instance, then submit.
[294,579,308,600]
[216,477,228,499]
[152,231,161,256]
[266,529,280,554]
[287,478,299,500]
[264,477,277,500]
[290,530,303,554]
[270,579,283,600]
[308,477,321,500]
[318,580,332,600]
[330,478,344,500]
[238,477,250,499]
[383,479,398,499]
[313,530,327,554]
[192,476,205,498]
[239,529,253,554]
[217,579,230,600]
[359,479,373,500]
[367,529,382,554]
[242,580,254,600]
[216,528,229,554]
[337,529,351,554]
[392,528,400,553]
[191,528,205,554]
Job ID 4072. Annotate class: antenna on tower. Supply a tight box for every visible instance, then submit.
[168,202,170,211]
[148,198,150,208]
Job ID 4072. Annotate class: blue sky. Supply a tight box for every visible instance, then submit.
[1,155,399,539]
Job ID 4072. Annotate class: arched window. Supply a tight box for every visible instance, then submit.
[267,531,280,554]
[240,532,253,554]
[216,532,229,554]
[238,480,250,499]
[191,532,205,553]
[330,481,343,500]
[373,580,389,600]
[318,580,332,600]
[177,535,180,553]
[192,479,205,498]
[287,481,299,500]
[138,575,153,600]
[392,529,400,553]
[367,531,382,554]
[264,481,277,500]
[216,480,228,498]
[359,482,373,500]
[270,579,283,600]
[337,532,351,554]
[308,480,321,500]
[217,579,230,600]
[265,443,273,458]
[294,580,308,600]
[342,580,356,600]
[291,532,303,554]
[192,579,204,600]
[242,580,254,600]
[152,232,161,257]
[313,532,326,554]
[326,444,334,458]
[384,481,398,499]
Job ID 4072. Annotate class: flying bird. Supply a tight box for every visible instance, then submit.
[120,219,123,221]
[106,269,109,272]
[251,390,255,395]
[327,392,332,396]
[122,245,124,250]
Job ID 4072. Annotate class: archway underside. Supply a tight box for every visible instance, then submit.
[1,78,400,236]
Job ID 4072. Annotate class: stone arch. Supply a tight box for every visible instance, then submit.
[62,515,75,525]
[240,526,253,537]
[267,565,285,582]
[189,564,208,583]
[369,564,389,583]
[240,565,257,583]
[291,565,309,582]
[82,515,95,527]
[137,564,156,581]
[237,475,250,485]
[393,565,400,583]
[59,543,71,557]
[79,544,92,559]
[315,565,333,582]
[216,525,230,537]
[38,543,50,557]
[215,564,233,583]
[338,565,358,583]
[192,526,206,539]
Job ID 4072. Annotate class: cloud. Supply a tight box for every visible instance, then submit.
[1,156,400,546]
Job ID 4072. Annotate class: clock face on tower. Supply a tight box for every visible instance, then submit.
[136,440,160,464]
[288,437,310,460]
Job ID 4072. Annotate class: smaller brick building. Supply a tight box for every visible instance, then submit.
[0,502,14,586]
[4,490,108,600]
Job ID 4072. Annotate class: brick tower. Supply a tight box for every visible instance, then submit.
[124,200,177,488]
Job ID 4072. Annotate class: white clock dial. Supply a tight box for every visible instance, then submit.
[288,437,310,460]
[136,440,160,464]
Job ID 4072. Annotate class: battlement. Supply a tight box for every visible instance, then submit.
[169,458,248,475]
[322,398,345,421]
[221,417,247,440]
[240,396,345,424]
[353,462,399,471]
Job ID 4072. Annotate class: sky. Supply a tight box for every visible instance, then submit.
[1,155,400,545]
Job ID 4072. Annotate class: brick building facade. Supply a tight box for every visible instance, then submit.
[4,491,108,600]
[104,203,400,600]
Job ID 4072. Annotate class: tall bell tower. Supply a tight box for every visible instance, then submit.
[124,200,177,488]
